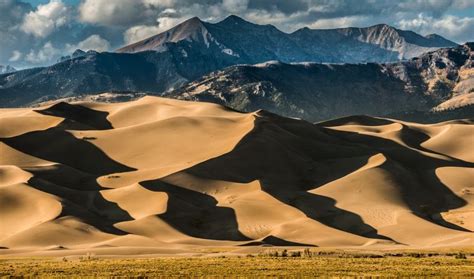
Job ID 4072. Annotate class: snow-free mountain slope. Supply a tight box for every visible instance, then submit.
[118,15,457,63]
[171,43,474,122]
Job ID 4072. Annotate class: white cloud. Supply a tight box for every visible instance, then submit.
[222,0,249,13]
[66,34,111,52]
[79,0,153,27]
[307,16,370,29]
[9,50,22,62]
[123,16,183,44]
[79,0,250,28]
[398,14,474,43]
[124,25,162,45]
[143,0,176,8]
[25,42,61,64]
[20,0,68,38]
[23,35,110,66]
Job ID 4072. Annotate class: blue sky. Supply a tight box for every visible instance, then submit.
[2,0,474,68]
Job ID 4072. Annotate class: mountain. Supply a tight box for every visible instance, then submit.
[0,51,195,107]
[0,45,245,107]
[290,24,458,62]
[0,16,457,108]
[169,43,474,122]
[1,97,472,251]
[58,49,87,63]
[0,65,16,74]
[118,15,457,63]
[1,43,472,122]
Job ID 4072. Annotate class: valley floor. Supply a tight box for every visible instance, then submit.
[1,251,473,277]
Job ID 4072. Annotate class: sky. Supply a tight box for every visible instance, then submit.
[1,0,474,68]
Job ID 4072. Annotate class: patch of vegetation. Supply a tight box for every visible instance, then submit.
[0,254,472,277]
[82,136,97,141]
[78,253,98,262]
[455,253,468,260]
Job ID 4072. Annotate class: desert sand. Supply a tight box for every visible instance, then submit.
[0,96,473,256]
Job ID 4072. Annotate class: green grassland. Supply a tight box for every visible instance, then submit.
[1,251,473,278]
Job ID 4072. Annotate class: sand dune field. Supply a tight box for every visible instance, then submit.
[0,96,473,256]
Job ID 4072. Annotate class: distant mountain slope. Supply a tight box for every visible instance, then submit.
[0,65,16,74]
[118,15,457,63]
[0,52,176,107]
[169,43,474,122]
[290,24,457,62]
[0,49,224,107]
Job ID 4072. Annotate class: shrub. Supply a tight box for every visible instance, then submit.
[290,251,301,257]
[454,253,467,259]
[407,253,425,258]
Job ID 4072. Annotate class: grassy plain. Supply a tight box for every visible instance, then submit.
[1,252,473,278]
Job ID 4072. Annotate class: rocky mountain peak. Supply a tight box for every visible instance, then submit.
[217,14,260,28]
[176,16,205,32]
[117,16,209,53]
[463,42,474,51]
[367,23,394,31]
[72,49,86,58]
[220,15,248,24]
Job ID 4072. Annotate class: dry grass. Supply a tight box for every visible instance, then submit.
[0,254,473,278]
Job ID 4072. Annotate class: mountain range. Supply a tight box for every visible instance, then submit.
[0,15,470,122]
[170,43,474,122]
[118,15,456,63]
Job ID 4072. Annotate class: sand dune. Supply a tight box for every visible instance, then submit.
[0,96,473,254]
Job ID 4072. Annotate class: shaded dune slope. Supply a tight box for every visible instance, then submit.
[0,97,473,251]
